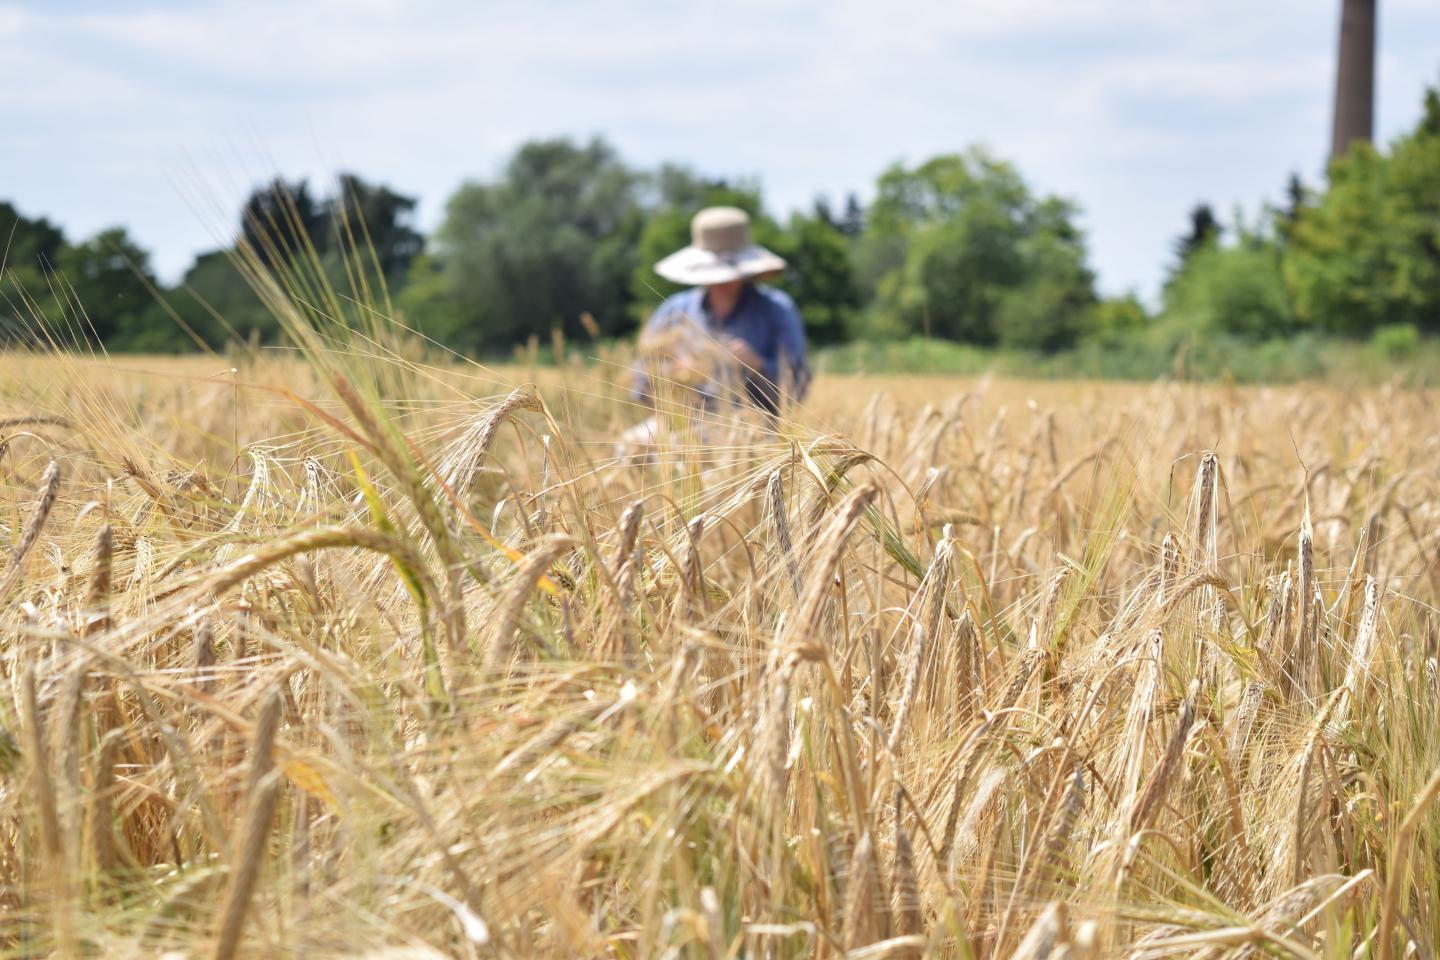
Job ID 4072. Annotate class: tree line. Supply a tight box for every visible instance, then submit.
[1152,86,1440,353]
[4,83,1439,358]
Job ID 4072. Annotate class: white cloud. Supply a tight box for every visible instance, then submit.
[0,4,26,37]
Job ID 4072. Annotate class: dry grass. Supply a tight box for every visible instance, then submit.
[1,327,1440,959]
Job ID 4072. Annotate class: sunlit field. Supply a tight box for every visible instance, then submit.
[3,336,1439,958]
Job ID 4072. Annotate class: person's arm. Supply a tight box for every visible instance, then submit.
[775,294,812,401]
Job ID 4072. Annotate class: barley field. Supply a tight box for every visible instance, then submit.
[2,332,1440,958]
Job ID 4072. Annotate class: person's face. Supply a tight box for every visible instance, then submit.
[706,279,746,301]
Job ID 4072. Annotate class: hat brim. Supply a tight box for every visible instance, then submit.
[654,244,787,285]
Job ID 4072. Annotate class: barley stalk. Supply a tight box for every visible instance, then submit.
[22,666,78,957]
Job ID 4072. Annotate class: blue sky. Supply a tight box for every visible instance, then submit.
[3,0,1438,301]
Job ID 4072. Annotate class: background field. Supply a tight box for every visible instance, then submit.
[2,343,1439,958]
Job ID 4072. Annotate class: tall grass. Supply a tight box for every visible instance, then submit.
[2,215,1440,957]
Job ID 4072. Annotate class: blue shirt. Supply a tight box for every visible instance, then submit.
[633,284,811,411]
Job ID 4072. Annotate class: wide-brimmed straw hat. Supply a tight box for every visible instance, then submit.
[653,206,787,285]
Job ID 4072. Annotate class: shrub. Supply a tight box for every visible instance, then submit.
[1371,322,1422,361]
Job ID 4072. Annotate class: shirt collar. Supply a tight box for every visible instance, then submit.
[701,282,754,325]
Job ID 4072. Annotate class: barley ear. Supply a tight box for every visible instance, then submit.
[213,687,285,960]
[886,624,925,756]
[767,469,801,600]
[211,771,282,960]
[245,685,284,800]
[1010,901,1069,960]
[194,618,217,694]
[84,523,113,637]
[87,730,124,879]
[891,791,922,939]
[841,829,890,949]
[0,459,62,600]
[1128,679,1201,837]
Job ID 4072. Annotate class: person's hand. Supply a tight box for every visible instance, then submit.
[725,337,762,371]
[666,353,702,385]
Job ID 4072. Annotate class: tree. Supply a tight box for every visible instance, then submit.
[771,211,860,345]
[861,149,1097,349]
[1170,204,1221,283]
[1286,86,1440,335]
[1088,293,1150,339]
[0,208,173,349]
[1,201,64,271]
[0,201,68,340]
[1422,86,1440,137]
[1276,174,1310,236]
[995,197,1099,350]
[1165,223,1294,339]
[7,174,424,352]
[171,249,274,347]
[327,173,424,282]
[240,178,328,269]
[839,193,865,238]
[404,137,644,352]
[649,163,739,211]
[56,228,167,347]
[812,195,837,229]
[203,173,425,345]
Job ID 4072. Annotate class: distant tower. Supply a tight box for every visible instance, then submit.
[1330,0,1377,159]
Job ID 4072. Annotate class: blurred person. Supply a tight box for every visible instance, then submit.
[631,206,811,418]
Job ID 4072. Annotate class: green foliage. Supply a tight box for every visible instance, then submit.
[396,254,460,344]
[1285,105,1440,335]
[769,208,860,345]
[169,249,274,348]
[1163,225,1294,339]
[241,178,328,270]
[0,201,66,340]
[820,332,1440,386]
[330,173,424,283]
[5,171,427,352]
[1087,293,1150,340]
[862,149,1096,350]
[1372,322,1421,360]
[1,209,171,348]
[56,227,168,348]
[1277,173,1310,235]
[1170,204,1221,277]
[238,173,423,325]
[0,201,63,270]
[411,137,644,353]
[994,199,1099,350]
